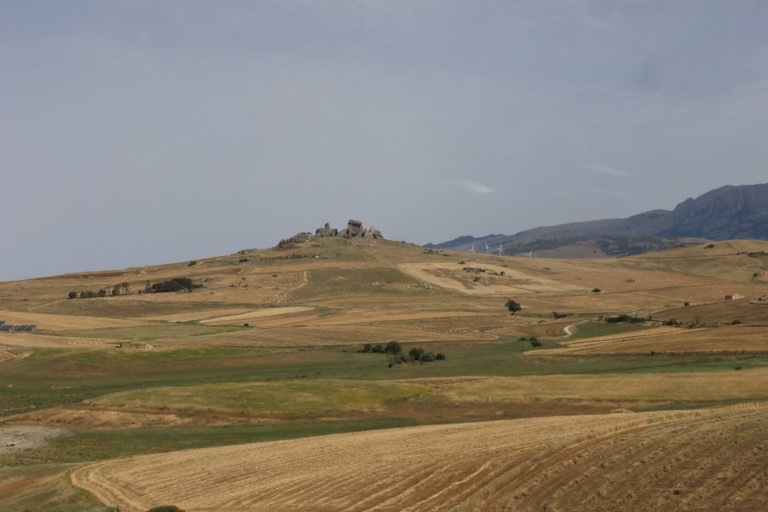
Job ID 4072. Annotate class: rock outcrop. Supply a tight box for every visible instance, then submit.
[279,220,383,248]
[318,220,383,240]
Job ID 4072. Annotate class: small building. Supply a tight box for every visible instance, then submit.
[725,294,744,301]
[0,321,37,332]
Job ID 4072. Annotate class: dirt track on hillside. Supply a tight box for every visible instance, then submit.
[71,404,768,511]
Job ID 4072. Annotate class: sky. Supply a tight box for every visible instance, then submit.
[2,1,768,280]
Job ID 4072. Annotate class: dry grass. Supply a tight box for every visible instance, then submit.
[428,368,768,403]
[543,325,768,355]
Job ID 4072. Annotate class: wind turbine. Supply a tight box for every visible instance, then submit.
[469,242,476,254]
[526,249,533,258]
[484,241,490,253]
[497,243,504,256]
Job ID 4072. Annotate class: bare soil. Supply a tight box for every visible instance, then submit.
[0,426,70,456]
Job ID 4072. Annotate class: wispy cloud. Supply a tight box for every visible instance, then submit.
[585,163,630,177]
[449,179,496,194]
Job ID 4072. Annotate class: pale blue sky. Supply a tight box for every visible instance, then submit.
[2,1,767,280]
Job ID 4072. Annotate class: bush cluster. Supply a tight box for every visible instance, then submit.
[360,340,402,355]
[518,336,541,347]
[146,277,200,293]
[359,341,445,364]
[67,277,202,299]
[605,314,647,324]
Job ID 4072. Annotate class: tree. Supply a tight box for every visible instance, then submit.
[384,340,402,355]
[505,299,522,315]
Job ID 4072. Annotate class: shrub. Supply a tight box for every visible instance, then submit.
[419,352,436,363]
[68,291,78,299]
[591,288,601,293]
[409,347,425,361]
[371,344,384,353]
[435,353,446,360]
[505,299,522,315]
[361,343,373,353]
[147,506,186,512]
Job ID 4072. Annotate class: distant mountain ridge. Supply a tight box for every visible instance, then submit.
[429,183,768,257]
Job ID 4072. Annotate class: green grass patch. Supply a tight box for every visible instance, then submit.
[4,343,767,419]
[87,379,433,415]
[568,321,652,340]
[1,419,420,467]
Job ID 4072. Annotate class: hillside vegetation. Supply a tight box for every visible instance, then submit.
[1,237,768,511]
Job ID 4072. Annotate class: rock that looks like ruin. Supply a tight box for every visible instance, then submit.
[278,219,383,248]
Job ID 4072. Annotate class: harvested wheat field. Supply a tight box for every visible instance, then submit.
[542,325,768,355]
[71,404,768,512]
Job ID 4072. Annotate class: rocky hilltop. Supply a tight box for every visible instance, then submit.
[429,183,768,257]
[278,219,383,248]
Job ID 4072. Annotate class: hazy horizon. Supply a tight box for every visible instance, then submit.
[2,1,767,280]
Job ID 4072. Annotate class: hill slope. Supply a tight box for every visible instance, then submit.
[3,236,768,511]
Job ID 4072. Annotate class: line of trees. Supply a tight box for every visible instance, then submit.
[359,341,445,364]
[146,277,199,293]
[68,282,130,299]
[68,277,201,299]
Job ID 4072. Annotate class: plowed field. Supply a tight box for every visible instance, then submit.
[71,404,768,512]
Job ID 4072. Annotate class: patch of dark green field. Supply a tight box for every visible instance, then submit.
[0,418,420,468]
